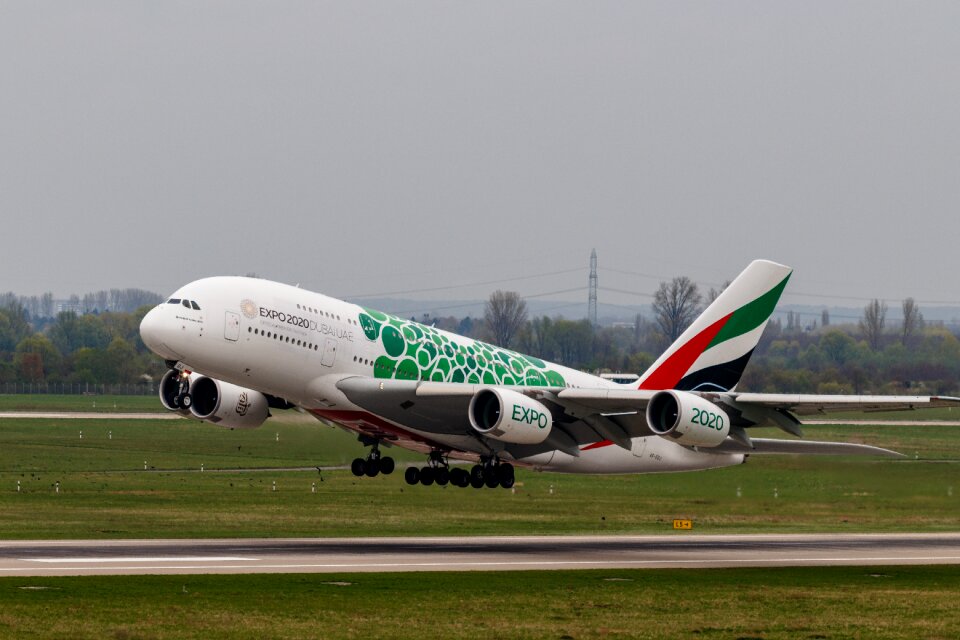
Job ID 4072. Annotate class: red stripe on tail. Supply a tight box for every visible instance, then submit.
[639,313,732,390]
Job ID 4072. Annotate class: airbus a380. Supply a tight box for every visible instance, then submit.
[139,260,958,489]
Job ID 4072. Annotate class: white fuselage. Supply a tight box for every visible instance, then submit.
[140,276,744,474]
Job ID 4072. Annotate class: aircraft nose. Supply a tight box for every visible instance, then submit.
[139,306,164,354]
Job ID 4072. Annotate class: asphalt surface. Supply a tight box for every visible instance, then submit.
[1,533,959,576]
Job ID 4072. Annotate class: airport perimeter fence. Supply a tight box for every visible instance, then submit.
[0,382,156,396]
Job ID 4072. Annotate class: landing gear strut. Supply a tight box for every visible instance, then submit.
[170,370,192,409]
[350,437,394,478]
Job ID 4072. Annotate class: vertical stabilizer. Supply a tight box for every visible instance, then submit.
[638,260,792,392]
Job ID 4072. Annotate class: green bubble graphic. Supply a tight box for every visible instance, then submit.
[374,356,396,379]
[359,314,381,341]
[397,358,419,380]
[361,307,567,387]
[363,309,387,322]
[382,326,405,358]
[417,349,431,368]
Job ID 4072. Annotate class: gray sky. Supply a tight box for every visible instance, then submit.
[2,2,959,313]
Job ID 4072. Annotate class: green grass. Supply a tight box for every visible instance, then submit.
[0,414,957,539]
[0,394,162,413]
[1,566,959,639]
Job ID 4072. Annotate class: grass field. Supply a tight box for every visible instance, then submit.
[1,396,958,638]
[0,409,957,539]
[1,566,959,639]
[0,394,162,413]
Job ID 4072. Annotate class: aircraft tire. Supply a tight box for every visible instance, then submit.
[500,475,515,489]
[497,463,515,484]
[450,468,469,487]
[470,475,485,489]
[404,466,419,485]
[350,458,365,477]
[364,458,380,477]
[419,467,435,486]
[379,456,395,475]
[484,474,500,489]
[180,394,192,409]
[470,465,484,484]
[435,468,450,486]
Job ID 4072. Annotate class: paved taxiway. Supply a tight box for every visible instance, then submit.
[1,533,959,576]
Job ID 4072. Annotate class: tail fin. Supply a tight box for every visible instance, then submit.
[638,259,792,392]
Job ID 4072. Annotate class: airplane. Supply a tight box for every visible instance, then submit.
[139,259,959,489]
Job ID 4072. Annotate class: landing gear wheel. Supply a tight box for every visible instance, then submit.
[180,393,192,409]
[404,467,419,485]
[497,463,515,486]
[435,467,450,486]
[470,474,485,489]
[364,457,380,477]
[419,467,435,486]
[379,457,395,475]
[484,473,500,489]
[350,458,365,477]
[500,475,515,489]
[450,468,469,487]
[470,465,484,484]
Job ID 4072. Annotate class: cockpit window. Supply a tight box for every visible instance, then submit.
[190,301,201,310]
[182,300,191,308]
[167,298,181,305]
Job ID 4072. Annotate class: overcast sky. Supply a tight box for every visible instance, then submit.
[1,2,958,313]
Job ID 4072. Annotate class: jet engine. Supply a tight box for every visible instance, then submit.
[469,388,552,445]
[187,376,270,430]
[646,390,731,447]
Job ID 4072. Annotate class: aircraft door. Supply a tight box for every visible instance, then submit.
[224,311,241,342]
[321,338,338,367]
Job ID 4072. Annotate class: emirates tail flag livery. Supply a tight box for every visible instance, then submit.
[139,260,959,489]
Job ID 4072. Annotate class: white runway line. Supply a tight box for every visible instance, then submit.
[26,556,254,563]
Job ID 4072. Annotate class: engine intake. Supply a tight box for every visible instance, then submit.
[646,390,730,447]
[469,388,552,445]
[189,376,270,430]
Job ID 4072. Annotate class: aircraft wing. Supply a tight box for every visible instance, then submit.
[722,393,960,415]
[335,377,960,457]
[334,378,655,456]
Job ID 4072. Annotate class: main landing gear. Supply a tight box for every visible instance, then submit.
[405,454,514,490]
[350,438,395,478]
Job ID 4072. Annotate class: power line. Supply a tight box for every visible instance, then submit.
[343,267,585,299]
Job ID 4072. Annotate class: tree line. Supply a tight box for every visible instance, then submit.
[0,277,957,396]
[0,303,165,386]
[475,281,960,395]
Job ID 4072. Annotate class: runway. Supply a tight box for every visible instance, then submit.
[1,533,959,576]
